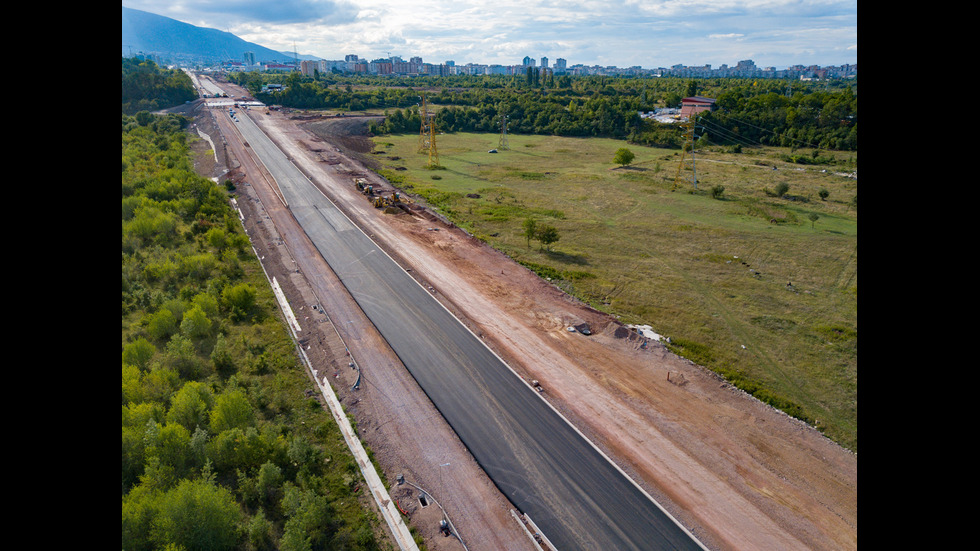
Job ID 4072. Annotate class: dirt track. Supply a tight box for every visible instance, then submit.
[187,80,856,551]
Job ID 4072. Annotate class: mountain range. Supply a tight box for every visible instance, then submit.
[121,6,321,65]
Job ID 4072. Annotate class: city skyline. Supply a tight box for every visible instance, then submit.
[122,1,858,70]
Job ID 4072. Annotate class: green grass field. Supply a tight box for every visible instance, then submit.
[371,131,858,451]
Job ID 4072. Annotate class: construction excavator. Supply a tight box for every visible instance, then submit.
[354,178,408,211]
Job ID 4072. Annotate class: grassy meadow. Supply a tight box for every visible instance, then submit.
[369,131,857,451]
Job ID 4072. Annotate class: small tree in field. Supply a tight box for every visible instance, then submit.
[808,212,820,229]
[522,218,537,248]
[613,148,635,167]
[775,182,790,198]
[535,224,560,250]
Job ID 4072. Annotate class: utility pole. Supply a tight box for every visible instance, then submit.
[673,114,700,190]
[418,94,439,167]
[498,114,509,150]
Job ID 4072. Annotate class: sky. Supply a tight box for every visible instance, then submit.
[123,0,857,70]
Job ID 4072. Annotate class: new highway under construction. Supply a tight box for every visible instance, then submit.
[228,102,706,550]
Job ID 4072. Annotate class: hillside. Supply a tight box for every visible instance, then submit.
[121,6,317,64]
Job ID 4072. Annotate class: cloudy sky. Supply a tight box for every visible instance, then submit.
[123,0,857,69]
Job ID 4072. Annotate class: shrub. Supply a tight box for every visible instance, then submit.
[614,147,635,167]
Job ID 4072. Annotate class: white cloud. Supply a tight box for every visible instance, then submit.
[122,0,857,68]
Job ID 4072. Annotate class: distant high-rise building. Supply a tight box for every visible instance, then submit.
[345,54,359,62]
[555,58,567,72]
[300,59,319,77]
[244,52,255,66]
[541,57,548,68]
[523,56,534,67]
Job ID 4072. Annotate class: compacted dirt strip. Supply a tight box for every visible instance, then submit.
[194,77,857,551]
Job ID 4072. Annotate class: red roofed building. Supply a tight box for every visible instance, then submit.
[680,96,716,118]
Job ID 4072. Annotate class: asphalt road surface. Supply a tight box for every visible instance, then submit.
[230,109,706,551]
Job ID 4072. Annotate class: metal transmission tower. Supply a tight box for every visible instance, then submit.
[673,115,701,190]
[418,94,439,166]
[498,114,509,150]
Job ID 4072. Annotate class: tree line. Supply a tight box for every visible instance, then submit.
[698,84,858,151]
[122,60,383,551]
[122,57,197,115]
[230,71,856,151]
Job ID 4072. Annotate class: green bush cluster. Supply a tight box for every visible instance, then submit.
[122,57,197,115]
[122,65,382,550]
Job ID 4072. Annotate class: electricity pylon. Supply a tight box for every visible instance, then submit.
[418,94,439,166]
[673,114,700,190]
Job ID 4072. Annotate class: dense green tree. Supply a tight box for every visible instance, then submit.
[255,461,285,505]
[122,425,149,492]
[123,337,157,370]
[148,478,243,550]
[122,364,145,405]
[141,367,182,404]
[148,423,193,480]
[210,389,255,433]
[208,426,273,474]
[121,484,157,551]
[191,292,220,319]
[146,309,179,342]
[166,381,214,432]
[686,80,699,97]
[613,147,635,167]
[210,333,236,376]
[535,224,561,250]
[280,484,336,550]
[166,334,206,379]
[180,305,213,341]
[222,282,258,321]
[247,508,276,550]
[126,205,179,245]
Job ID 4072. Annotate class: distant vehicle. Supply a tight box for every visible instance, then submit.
[488,149,498,153]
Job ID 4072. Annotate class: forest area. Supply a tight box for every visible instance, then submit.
[228,70,857,151]
[122,58,198,115]
[121,59,387,551]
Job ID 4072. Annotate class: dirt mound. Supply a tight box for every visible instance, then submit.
[302,116,384,159]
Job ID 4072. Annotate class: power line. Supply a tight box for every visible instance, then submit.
[704,112,824,150]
